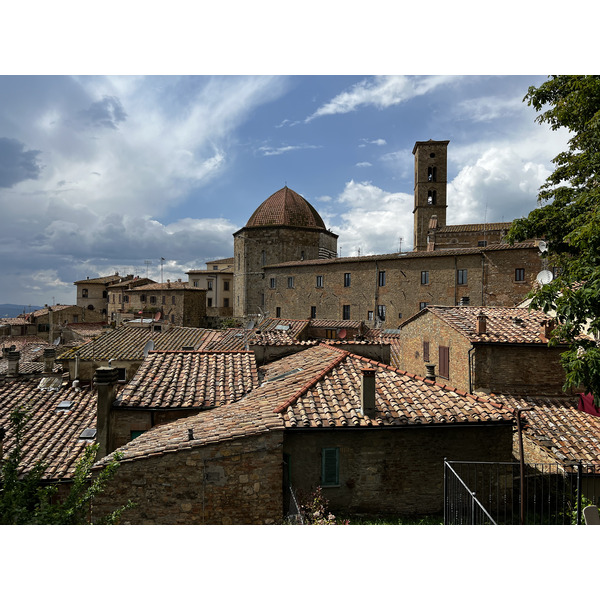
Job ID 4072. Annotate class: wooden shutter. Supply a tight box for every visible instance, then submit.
[321,448,339,486]
[439,346,450,378]
[423,341,430,362]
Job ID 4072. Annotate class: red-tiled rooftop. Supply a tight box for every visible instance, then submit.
[0,378,97,480]
[244,187,327,230]
[405,305,565,345]
[115,350,259,410]
[98,344,514,465]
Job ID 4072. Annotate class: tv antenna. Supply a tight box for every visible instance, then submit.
[160,257,165,283]
[144,260,152,277]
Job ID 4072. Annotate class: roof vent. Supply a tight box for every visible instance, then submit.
[79,428,97,441]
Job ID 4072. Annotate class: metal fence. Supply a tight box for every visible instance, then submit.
[444,460,600,525]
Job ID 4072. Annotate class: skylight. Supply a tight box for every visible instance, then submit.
[265,367,303,383]
[79,428,97,440]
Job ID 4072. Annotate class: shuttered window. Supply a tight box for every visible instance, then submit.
[423,341,430,362]
[439,345,450,378]
[321,447,340,486]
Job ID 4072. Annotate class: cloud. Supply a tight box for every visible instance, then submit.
[355,162,372,168]
[359,138,387,147]
[77,95,127,129]
[306,75,457,122]
[331,180,414,256]
[0,137,43,187]
[258,143,321,156]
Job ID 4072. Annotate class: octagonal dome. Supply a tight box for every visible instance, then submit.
[245,186,326,229]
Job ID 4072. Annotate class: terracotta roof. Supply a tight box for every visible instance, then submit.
[309,319,363,330]
[435,222,513,233]
[244,187,327,230]
[255,317,310,338]
[0,378,97,480]
[413,306,563,345]
[74,274,127,285]
[115,351,259,410]
[0,317,30,325]
[267,241,539,269]
[494,394,600,465]
[98,344,514,465]
[58,325,226,361]
[107,277,156,290]
[28,305,78,318]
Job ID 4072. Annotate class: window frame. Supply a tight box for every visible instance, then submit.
[515,268,525,282]
[321,447,340,487]
[344,273,351,287]
[316,275,324,288]
[287,276,294,289]
[421,270,429,285]
[342,305,350,320]
[439,345,450,379]
[378,270,386,287]
[457,269,468,286]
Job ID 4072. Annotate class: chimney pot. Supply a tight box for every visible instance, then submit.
[476,312,487,335]
[43,348,56,374]
[360,367,377,416]
[7,350,20,377]
[425,363,436,381]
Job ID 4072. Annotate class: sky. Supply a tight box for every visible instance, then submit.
[0,73,574,307]
[0,2,591,310]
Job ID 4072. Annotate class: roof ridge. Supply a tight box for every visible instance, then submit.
[274,348,349,414]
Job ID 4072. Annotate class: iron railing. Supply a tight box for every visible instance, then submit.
[444,460,600,525]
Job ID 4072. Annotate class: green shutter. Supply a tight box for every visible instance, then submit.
[321,447,339,486]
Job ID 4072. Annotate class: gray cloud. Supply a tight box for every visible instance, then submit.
[78,95,127,129]
[0,137,43,187]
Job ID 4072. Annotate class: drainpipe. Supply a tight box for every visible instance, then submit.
[454,256,458,306]
[516,407,534,525]
[467,346,475,394]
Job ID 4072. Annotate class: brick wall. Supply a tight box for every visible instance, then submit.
[284,425,513,517]
[92,431,284,524]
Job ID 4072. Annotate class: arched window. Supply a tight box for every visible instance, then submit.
[427,166,437,182]
[427,190,437,205]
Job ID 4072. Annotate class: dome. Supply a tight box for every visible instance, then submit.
[245,186,326,229]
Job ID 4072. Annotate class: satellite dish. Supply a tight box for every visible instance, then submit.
[246,320,255,330]
[338,329,347,339]
[536,270,554,286]
[538,241,548,253]
[154,311,161,321]
[143,339,155,357]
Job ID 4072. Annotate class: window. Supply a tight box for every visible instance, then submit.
[439,346,450,379]
[321,447,340,486]
[427,190,437,205]
[123,295,129,303]
[310,306,317,318]
[223,281,230,291]
[118,294,122,303]
[378,271,386,286]
[270,278,276,289]
[515,268,525,282]
[377,305,386,321]
[457,269,468,285]
[207,280,213,290]
[130,430,145,441]
[344,273,351,287]
[207,298,213,307]
[140,294,146,302]
[82,288,88,298]
[117,368,127,382]
[213,266,219,270]
[150,296,157,305]
[478,240,488,247]
[423,341,430,362]
[420,302,428,310]
[325,329,336,339]
[428,166,437,182]
[421,271,429,285]
[223,298,229,307]
[261,250,266,266]
[301,251,305,260]
[316,275,324,288]
[276,307,281,318]
[193,281,198,287]
[162,296,166,305]
[368,311,374,321]
[172,296,176,304]
[171,314,175,323]
[287,277,294,288]
[342,305,350,320]
[102,290,107,298]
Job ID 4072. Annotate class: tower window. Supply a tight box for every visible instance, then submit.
[427,190,437,205]
[428,166,437,182]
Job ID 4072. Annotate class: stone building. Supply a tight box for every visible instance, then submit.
[106,276,155,324]
[232,141,545,322]
[92,344,515,524]
[74,273,132,317]
[233,186,338,319]
[186,258,234,323]
[397,305,577,396]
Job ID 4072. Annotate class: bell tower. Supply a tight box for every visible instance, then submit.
[412,140,449,252]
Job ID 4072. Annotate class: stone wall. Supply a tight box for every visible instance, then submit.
[92,431,284,524]
[284,424,513,517]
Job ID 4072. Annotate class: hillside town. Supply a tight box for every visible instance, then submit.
[1,138,599,525]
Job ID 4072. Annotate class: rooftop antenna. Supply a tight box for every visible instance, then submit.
[144,260,152,278]
[398,236,403,253]
[160,257,165,283]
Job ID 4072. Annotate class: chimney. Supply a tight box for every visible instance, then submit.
[360,368,377,416]
[540,319,554,340]
[476,312,487,335]
[7,351,20,377]
[425,363,436,382]
[43,348,56,374]
[94,367,119,460]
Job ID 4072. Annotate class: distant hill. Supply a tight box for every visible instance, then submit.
[0,304,43,318]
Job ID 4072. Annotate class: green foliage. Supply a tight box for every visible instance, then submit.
[507,76,600,400]
[0,406,133,524]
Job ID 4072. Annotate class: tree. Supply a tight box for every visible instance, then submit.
[0,406,133,524]
[507,76,600,402]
